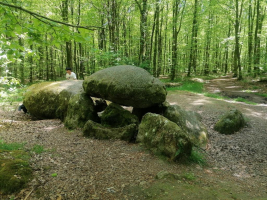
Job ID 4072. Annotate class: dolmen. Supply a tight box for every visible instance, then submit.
[23,65,208,160]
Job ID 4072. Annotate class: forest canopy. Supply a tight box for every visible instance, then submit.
[0,0,266,83]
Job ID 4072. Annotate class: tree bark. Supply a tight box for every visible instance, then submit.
[187,0,198,77]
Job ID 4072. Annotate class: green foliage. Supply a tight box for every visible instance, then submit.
[0,77,26,103]
[188,149,207,166]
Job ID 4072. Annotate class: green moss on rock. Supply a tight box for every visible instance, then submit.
[64,93,99,129]
[83,120,137,141]
[137,113,192,160]
[101,103,139,128]
[23,80,84,119]
[214,109,245,134]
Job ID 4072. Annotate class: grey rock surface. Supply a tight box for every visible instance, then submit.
[83,65,167,108]
[163,105,208,147]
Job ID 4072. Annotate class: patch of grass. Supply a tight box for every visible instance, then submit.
[177,81,204,93]
[188,148,207,166]
[51,173,58,177]
[0,140,25,151]
[234,97,257,105]
[167,81,204,93]
[160,78,183,83]
[31,144,45,154]
[181,173,196,181]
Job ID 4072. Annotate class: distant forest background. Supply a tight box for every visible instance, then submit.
[0,0,266,84]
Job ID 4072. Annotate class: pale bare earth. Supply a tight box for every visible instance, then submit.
[0,79,266,199]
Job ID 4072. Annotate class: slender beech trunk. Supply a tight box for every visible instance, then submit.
[18,38,24,84]
[254,0,266,76]
[187,0,198,77]
[247,0,254,73]
[233,0,243,80]
[135,0,148,64]
[152,1,160,76]
[171,0,186,80]
[62,0,72,70]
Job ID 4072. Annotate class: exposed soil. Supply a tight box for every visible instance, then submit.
[0,76,266,200]
[204,75,267,104]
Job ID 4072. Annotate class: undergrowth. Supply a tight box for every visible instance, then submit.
[0,77,27,104]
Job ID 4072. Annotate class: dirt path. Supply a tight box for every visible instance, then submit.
[204,75,267,104]
[0,77,267,199]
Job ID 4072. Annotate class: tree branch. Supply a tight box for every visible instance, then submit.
[0,1,104,30]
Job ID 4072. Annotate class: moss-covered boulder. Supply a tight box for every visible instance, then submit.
[23,80,84,119]
[83,65,167,108]
[83,120,137,141]
[163,105,208,147]
[64,93,99,129]
[101,103,139,128]
[0,151,33,194]
[137,113,192,160]
[214,109,245,134]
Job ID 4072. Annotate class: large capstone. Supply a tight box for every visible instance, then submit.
[83,120,137,141]
[137,113,192,160]
[214,109,246,134]
[101,103,139,128]
[163,105,208,147]
[23,80,84,119]
[83,65,167,108]
[64,93,99,130]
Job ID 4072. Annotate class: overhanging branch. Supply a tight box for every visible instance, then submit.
[0,1,104,30]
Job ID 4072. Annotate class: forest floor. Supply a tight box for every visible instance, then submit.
[0,76,267,200]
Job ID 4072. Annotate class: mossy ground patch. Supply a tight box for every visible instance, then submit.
[0,147,33,194]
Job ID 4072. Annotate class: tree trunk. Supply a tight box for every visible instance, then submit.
[62,0,73,70]
[171,0,186,80]
[135,0,148,64]
[187,0,198,77]
[233,0,243,80]
[254,0,266,76]
[18,38,24,84]
[152,1,160,77]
